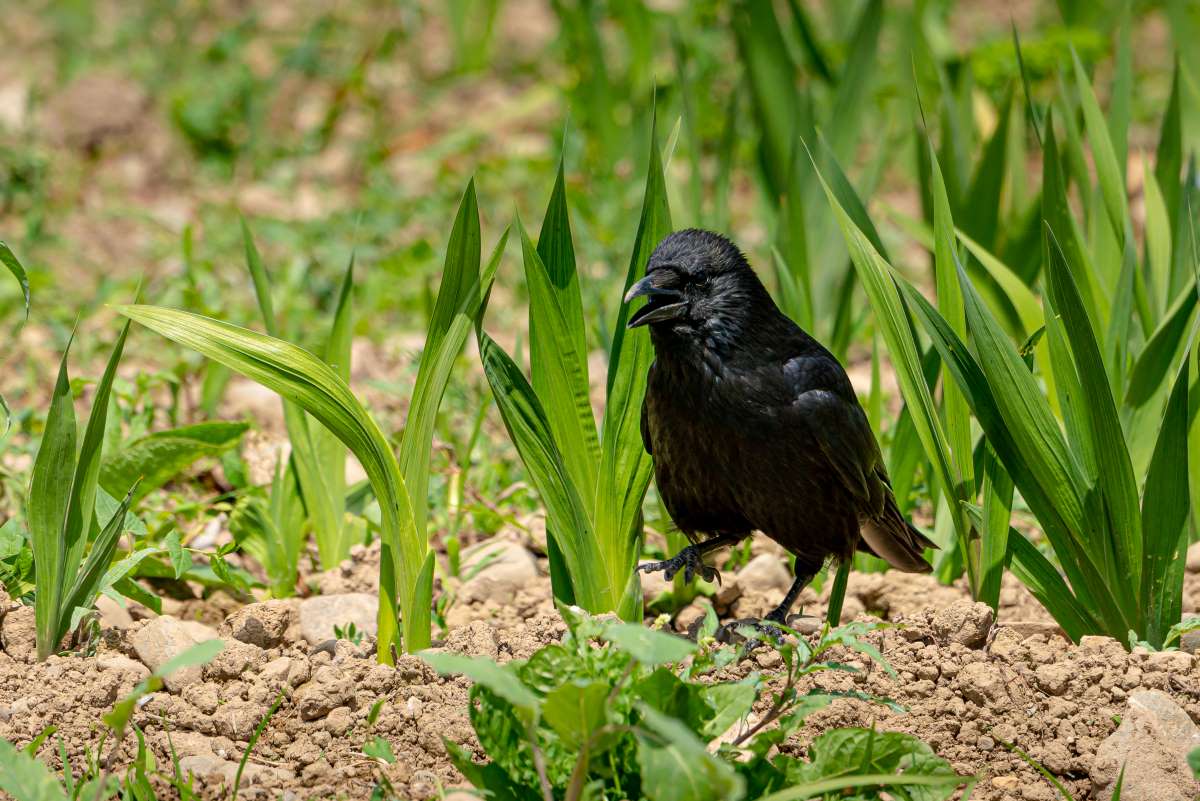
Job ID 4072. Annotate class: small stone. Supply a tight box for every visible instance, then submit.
[1034,663,1072,696]
[97,654,150,680]
[1091,690,1200,801]
[456,539,539,606]
[932,600,994,648]
[976,736,995,751]
[224,600,293,648]
[96,595,135,629]
[1181,630,1200,655]
[1186,540,1200,573]
[295,666,353,721]
[735,554,793,595]
[129,617,221,691]
[325,706,353,735]
[298,593,378,647]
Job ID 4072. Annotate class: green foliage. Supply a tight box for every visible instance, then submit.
[423,609,969,801]
[26,325,149,660]
[100,421,248,503]
[478,121,671,621]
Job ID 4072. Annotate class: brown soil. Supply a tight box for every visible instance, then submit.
[2,540,1199,801]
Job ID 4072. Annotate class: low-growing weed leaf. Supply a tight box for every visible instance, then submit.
[165,530,190,579]
[101,421,249,502]
[635,704,743,801]
[542,680,608,748]
[603,622,695,665]
[0,737,67,801]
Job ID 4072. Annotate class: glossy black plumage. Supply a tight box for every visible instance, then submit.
[629,229,934,623]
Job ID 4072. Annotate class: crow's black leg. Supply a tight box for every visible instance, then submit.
[717,566,818,648]
[636,532,746,585]
[764,568,817,625]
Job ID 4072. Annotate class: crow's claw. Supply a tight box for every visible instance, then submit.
[714,618,785,651]
[636,544,718,585]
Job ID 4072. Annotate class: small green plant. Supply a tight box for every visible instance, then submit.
[334,621,364,645]
[27,324,145,660]
[422,607,971,801]
[477,121,671,622]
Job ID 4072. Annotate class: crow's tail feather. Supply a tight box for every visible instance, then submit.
[859,493,936,574]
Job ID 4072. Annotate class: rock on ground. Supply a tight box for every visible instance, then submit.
[932,599,995,648]
[1091,690,1200,801]
[129,616,221,691]
[223,600,295,648]
[298,593,378,647]
[456,539,538,606]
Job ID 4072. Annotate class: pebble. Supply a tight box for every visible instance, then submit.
[298,594,378,647]
[129,616,221,691]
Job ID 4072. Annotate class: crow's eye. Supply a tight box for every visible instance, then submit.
[696,274,712,289]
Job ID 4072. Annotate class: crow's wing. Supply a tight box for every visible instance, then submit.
[788,385,887,519]
[640,395,652,455]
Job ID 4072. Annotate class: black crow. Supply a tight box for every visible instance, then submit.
[627,229,935,630]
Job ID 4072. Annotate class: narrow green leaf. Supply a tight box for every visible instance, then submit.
[1126,277,1197,406]
[477,332,607,610]
[58,483,138,641]
[30,339,78,660]
[1140,352,1191,648]
[0,242,30,322]
[1155,60,1183,235]
[1044,227,1142,601]
[522,216,599,509]
[420,652,539,711]
[1144,161,1174,318]
[0,737,68,801]
[597,121,673,619]
[399,183,487,540]
[1072,48,1128,247]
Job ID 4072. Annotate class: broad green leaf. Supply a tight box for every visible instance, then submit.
[0,242,30,322]
[603,622,696,665]
[165,530,190,579]
[30,339,77,661]
[596,121,672,620]
[117,305,424,656]
[420,652,539,711]
[1140,353,1191,647]
[0,737,68,801]
[101,421,249,502]
[542,680,608,748]
[636,704,744,801]
[1044,228,1142,603]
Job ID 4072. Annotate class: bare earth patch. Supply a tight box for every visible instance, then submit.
[2,544,1199,801]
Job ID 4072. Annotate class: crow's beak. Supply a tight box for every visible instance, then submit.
[625,276,685,328]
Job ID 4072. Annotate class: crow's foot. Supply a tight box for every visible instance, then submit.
[636,545,720,585]
[714,618,785,650]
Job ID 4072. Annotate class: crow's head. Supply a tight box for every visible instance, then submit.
[624,229,773,345]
